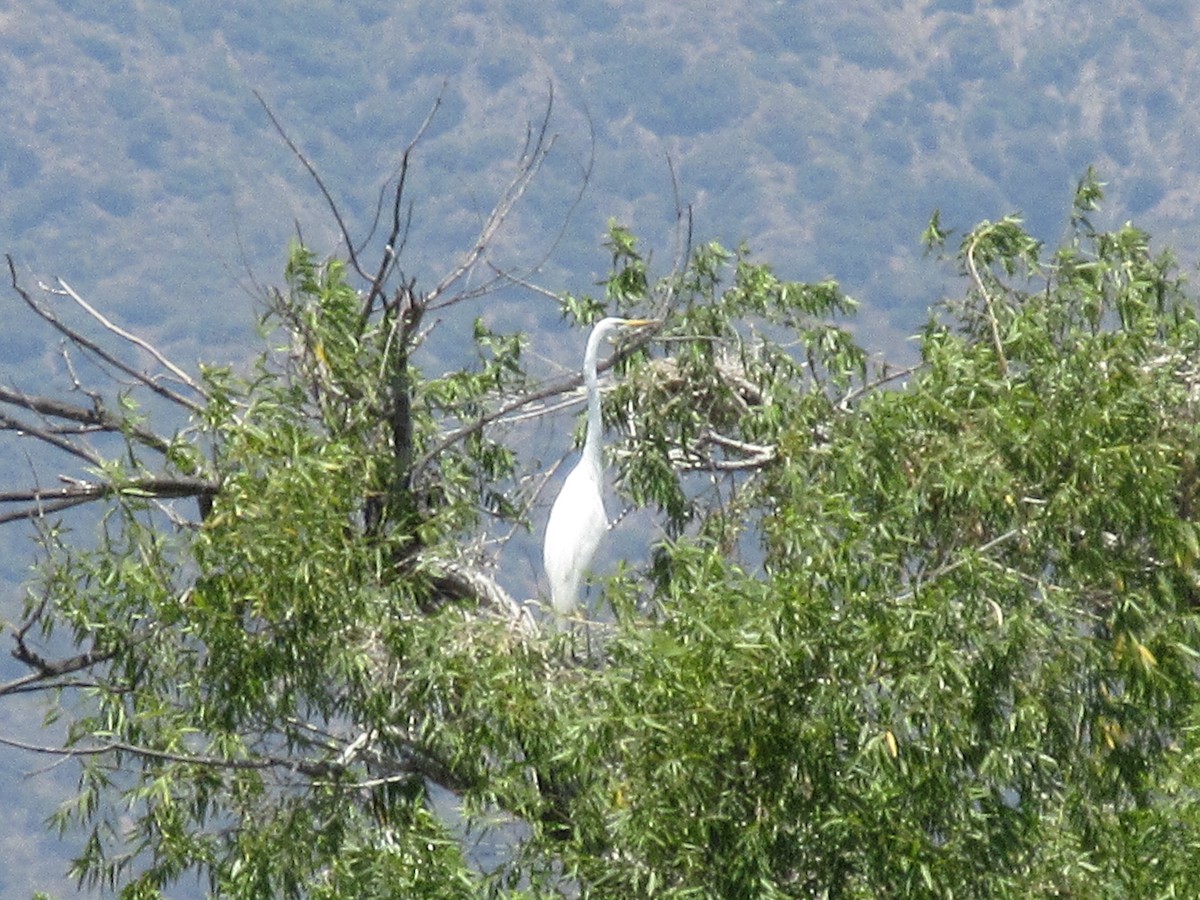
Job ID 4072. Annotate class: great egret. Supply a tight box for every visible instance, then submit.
[543,316,656,618]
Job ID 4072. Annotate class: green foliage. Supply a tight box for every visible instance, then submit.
[10,180,1200,897]
[604,235,863,536]
[582,180,1200,896]
[508,181,1200,896]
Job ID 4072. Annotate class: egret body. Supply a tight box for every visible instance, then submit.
[543,317,654,618]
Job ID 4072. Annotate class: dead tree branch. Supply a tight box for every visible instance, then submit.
[0,384,170,454]
[426,88,559,310]
[7,256,203,413]
[0,475,220,525]
[51,278,204,396]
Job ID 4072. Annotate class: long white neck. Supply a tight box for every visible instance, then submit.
[582,322,609,466]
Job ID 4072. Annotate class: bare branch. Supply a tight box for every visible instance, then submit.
[672,430,778,471]
[0,384,170,454]
[0,410,103,467]
[0,493,99,526]
[411,554,537,636]
[484,264,564,304]
[489,83,596,289]
[665,153,695,288]
[2,604,169,696]
[0,731,337,779]
[0,475,219,526]
[359,89,445,323]
[52,278,205,397]
[254,90,370,284]
[3,644,117,697]
[426,88,558,309]
[7,257,203,413]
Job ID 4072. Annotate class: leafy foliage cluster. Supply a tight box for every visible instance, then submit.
[5,169,1200,898]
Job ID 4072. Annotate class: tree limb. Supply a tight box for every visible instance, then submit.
[7,256,203,413]
[0,409,103,467]
[0,384,171,454]
[51,278,205,397]
[426,88,558,310]
[0,475,220,525]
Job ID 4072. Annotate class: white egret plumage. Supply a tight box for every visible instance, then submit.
[543,317,656,619]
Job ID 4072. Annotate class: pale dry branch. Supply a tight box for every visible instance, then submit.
[698,431,777,469]
[7,257,203,413]
[657,431,777,473]
[412,554,538,636]
[426,90,559,310]
[965,237,1009,377]
[51,278,205,397]
[484,262,565,304]
[484,88,597,293]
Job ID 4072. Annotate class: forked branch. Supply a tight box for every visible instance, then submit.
[6,256,204,413]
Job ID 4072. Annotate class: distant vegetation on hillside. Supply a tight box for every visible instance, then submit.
[2,1,1196,357]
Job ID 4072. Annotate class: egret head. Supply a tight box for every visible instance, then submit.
[585,317,659,364]
[596,316,658,338]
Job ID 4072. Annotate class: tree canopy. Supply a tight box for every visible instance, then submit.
[3,154,1200,898]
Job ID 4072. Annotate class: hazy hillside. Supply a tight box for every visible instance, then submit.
[4,0,1199,363]
[3,0,1200,892]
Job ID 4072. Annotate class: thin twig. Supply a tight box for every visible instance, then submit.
[359,89,445,325]
[0,384,170,453]
[501,81,595,285]
[0,493,97,526]
[484,264,565,305]
[836,362,924,410]
[894,528,1021,603]
[354,86,446,263]
[0,731,335,778]
[0,410,103,467]
[254,90,368,282]
[426,90,558,310]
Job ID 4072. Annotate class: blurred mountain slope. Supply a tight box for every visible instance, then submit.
[2,0,1197,364]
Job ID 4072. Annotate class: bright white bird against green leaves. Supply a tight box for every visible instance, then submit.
[543,317,657,618]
